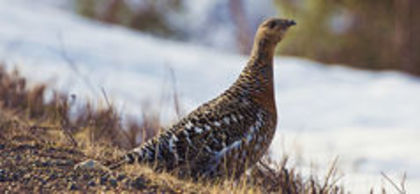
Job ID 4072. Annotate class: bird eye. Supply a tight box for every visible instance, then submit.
[268,21,276,29]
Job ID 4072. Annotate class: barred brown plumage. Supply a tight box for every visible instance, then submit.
[110,18,296,179]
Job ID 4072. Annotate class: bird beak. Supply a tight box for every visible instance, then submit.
[285,20,296,28]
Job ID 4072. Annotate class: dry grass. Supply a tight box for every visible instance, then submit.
[0,65,395,193]
[0,66,158,150]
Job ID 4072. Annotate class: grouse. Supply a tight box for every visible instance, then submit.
[110,18,296,179]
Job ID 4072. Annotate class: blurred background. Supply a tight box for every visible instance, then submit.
[70,0,420,75]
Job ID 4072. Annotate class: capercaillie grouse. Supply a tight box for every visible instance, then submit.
[110,18,296,179]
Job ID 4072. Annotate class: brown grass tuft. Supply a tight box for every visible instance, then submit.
[0,65,160,150]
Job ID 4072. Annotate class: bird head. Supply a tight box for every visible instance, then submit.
[256,18,296,44]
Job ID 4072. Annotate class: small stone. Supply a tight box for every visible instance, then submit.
[0,144,5,149]
[32,149,39,155]
[68,182,78,190]
[74,159,97,170]
[48,173,57,180]
[122,179,130,187]
[0,169,6,182]
[117,174,126,181]
[87,180,96,187]
[62,160,75,166]
[74,159,109,171]
[82,174,91,181]
[109,178,118,187]
[41,161,50,167]
[11,173,20,181]
[38,177,47,185]
[100,175,108,185]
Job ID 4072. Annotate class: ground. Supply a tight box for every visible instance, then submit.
[0,69,347,193]
[0,111,206,193]
[0,107,335,193]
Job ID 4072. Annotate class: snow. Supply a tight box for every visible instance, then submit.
[1,0,420,192]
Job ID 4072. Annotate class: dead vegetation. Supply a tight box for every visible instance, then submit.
[0,65,394,193]
[0,65,158,150]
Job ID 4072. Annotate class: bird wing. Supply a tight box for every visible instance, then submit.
[168,96,268,173]
[131,95,268,176]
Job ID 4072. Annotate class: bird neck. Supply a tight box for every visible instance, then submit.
[232,36,278,115]
[250,36,276,61]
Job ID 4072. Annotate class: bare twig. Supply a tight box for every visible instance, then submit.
[56,32,97,93]
[401,172,407,193]
[322,156,339,191]
[101,87,112,108]
[168,66,182,119]
[258,159,277,178]
[62,127,78,147]
[381,171,406,194]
